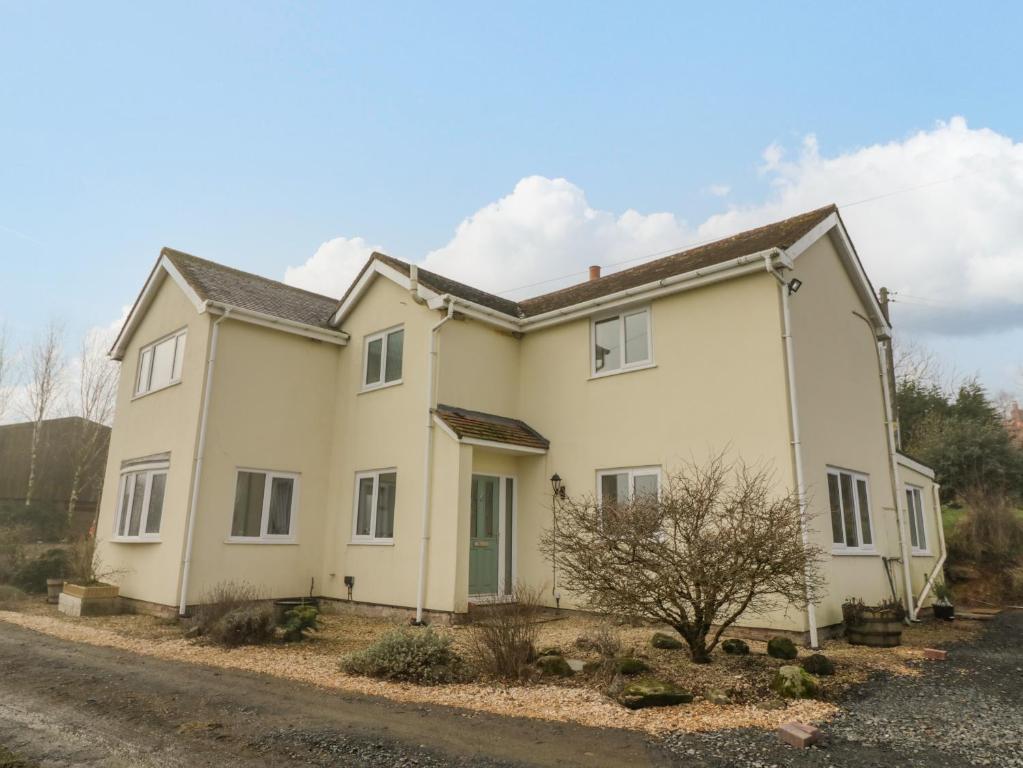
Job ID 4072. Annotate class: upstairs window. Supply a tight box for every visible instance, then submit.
[136,329,186,396]
[352,469,397,543]
[592,308,650,376]
[114,460,168,540]
[827,468,874,552]
[906,485,928,553]
[363,326,404,390]
[598,467,661,508]
[230,469,298,541]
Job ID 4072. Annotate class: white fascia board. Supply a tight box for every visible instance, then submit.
[461,437,548,455]
[109,254,208,361]
[206,302,348,345]
[896,452,936,480]
[331,260,415,327]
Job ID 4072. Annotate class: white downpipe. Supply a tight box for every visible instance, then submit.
[178,309,231,616]
[414,301,455,624]
[913,482,947,619]
[765,253,820,649]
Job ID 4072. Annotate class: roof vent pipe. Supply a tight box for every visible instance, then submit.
[588,265,601,281]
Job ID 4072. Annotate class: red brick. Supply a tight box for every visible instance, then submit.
[778,722,821,748]
[923,648,948,660]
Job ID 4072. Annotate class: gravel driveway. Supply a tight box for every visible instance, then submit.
[665,609,1023,767]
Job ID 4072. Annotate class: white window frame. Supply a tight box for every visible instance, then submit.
[827,467,876,554]
[361,325,404,392]
[134,328,187,398]
[595,466,662,506]
[351,468,398,544]
[112,461,169,542]
[590,306,653,379]
[226,468,300,543]
[906,484,929,555]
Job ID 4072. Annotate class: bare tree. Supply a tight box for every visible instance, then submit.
[540,456,825,663]
[66,329,118,529]
[22,320,65,507]
[0,324,12,422]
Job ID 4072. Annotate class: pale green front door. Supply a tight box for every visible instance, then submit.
[469,475,500,595]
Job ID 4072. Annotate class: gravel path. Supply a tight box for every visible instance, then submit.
[664,609,1023,767]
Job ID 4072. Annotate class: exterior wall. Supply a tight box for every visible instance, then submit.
[898,461,943,604]
[183,318,340,605]
[95,275,211,607]
[788,234,906,628]
[436,319,520,416]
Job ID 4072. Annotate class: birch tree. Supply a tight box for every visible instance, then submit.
[22,320,65,507]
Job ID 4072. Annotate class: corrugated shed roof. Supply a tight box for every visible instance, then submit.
[435,404,549,450]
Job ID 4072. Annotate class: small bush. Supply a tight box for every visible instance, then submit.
[12,548,69,593]
[465,585,545,680]
[282,605,321,642]
[801,653,835,676]
[721,638,750,656]
[190,581,263,636]
[766,636,798,660]
[947,487,1023,566]
[535,654,573,677]
[343,627,464,684]
[210,603,276,647]
[0,585,28,610]
[574,622,623,658]
[650,631,684,650]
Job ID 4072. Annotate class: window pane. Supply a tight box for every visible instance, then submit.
[171,334,186,380]
[267,477,294,535]
[119,477,132,535]
[365,338,382,385]
[916,494,927,550]
[356,477,374,536]
[906,489,918,548]
[633,473,658,501]
[137,348,153,393]
[827,473,843,544]
[840,473,858,547]
[624,312,649,365]
[145,473,166,534]
[856,479,872,545]
[127,473,146,536]
[150,336,176,389]
[375,472,396,539]
[600,473,622,507]
[384,329,403,382]
[231,472,265,537]
[594,317,621,372]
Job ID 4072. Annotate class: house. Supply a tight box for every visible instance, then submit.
[96,205,945,644]
[0,416,110,537]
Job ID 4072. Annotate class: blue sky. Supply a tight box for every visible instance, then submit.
[2,1,1021,404]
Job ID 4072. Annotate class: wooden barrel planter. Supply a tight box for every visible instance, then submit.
[46,578,64,604]
[843,602,904,647]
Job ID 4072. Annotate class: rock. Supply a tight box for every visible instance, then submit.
[615,657,651,675]
[535,655,573,677]
[756,698,787,710]
[705,687,731,705]
[650,632,684,650]
[801,653,835,676]
[619,678,694,709]
[721,638,750,656]
[767,636,798,660]
[771,666,819,699]
[566,658,585,672]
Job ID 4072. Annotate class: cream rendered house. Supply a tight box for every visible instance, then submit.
[97,205,946,645]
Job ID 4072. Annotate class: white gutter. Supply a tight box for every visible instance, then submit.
[414,300,456,624]
[764,252,819,649]
[206,301,349,345]
[913,482,947,619]
[178,308,231,616]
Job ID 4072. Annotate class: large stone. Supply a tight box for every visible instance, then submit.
[615,657,651,675]
[650,632,684,650]
[767,636,798,660]
[771,666,819,699]
[535,655,574,677]
[619,678,694,709]
[704,687,731,705]
[721,638,750,656]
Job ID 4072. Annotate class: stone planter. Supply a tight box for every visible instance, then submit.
[58,583,122,617]
[46,578,64,604]
[845,606,903,647]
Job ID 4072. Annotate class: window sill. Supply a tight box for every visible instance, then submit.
[224,537,297,545]
[359,379,403,395]
[830,548,880,557]
[912,550,933,557]
[589,362,656,381]
[110,536,162,544]
[348,539,395,546]
[131,379,182,401]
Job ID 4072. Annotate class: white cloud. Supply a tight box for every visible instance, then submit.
[284,236,380,298]
[707,184,731,197]
[700,117,1023,335]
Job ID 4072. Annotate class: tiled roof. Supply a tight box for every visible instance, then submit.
[163,248,339,329]
[435,404,549,450]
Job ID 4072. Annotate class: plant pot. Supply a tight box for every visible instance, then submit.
[59,582,121,617]
[273,598,320,625]
[46,578,64,604]
[845,609,903,647]
[933,603,955,621]
[62,583,120,599]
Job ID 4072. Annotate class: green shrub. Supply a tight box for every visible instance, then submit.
[801,653,835,676]
[342,628,464,684]
[615,657,650,675]
[0,500,68,542]
[12,548,69,593]
[535,654,573,677]
[210,603,276,647]
[721,638,750,655]
[766,636,798,660]
[0,585,28,610]
[282,605,321,642]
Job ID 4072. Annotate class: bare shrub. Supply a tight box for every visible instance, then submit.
[949,487,1023,566]
[574,621,623,657]
[0,585,28,610]
[465,584,546,680]
[542,455,825,663]
[190,581,264,636]
[211,603,276,647]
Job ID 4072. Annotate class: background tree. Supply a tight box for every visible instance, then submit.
[21,320,65,507]
[540,456,824,663]
[0,324,11,422]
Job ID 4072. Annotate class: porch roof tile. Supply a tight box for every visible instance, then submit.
[435,404,549,451]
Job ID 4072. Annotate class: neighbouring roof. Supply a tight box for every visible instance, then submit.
[435,404,550,450]
[163,248,340,329]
